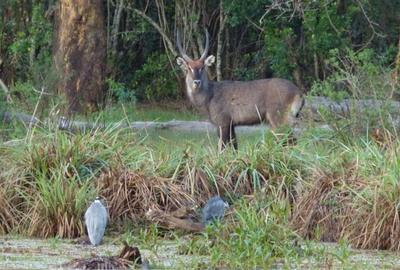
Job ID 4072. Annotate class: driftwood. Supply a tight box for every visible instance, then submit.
[146,208,204,232]
[1,111,40,125]
[0,110,259,133]
[1,97,400,133]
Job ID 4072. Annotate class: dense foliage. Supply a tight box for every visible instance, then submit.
[0,0,399,107]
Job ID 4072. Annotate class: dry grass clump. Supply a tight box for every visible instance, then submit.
[0,148,24,234]
[0,160,31,235]
[96,153,280,225]
[370,128,395,146]
[345,134,400,250]
[0,181,20,234]
[98,168,196,222]
[179,166,263,202]
[291,154,400,251]
[290,169,358,242]
[346,185,400,250]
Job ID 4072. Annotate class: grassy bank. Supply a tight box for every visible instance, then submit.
[1,105,399,268]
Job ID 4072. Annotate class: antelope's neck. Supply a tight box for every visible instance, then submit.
[185,76,212,109]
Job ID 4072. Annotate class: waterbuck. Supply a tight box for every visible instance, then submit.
[176,30,304,150]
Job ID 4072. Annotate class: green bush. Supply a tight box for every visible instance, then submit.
[10,81,38,108]
[310,48,395,100]
[8,3,53,82]
[130,53,180,101]
[106,78,136,104]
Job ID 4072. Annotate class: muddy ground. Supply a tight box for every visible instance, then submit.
[2,236,400,269]
[0,235,208,269]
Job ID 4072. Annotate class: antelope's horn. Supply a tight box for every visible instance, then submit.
[200,29,210,61]
[176,29,192,62]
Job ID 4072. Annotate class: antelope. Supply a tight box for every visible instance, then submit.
[176,30,304,150]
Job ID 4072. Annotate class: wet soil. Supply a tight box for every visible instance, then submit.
[2,236,400,269]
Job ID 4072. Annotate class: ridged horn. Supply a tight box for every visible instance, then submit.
[176,29,192,62]
[199,29,210,61]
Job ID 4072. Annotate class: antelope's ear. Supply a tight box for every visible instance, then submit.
[205,55,215,66]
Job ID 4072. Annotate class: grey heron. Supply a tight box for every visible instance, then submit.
[84,197,108,246]
[202,196,229,225]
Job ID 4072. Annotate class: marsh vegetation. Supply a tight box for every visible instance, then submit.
[1,101,400,268]
[1,0,400,268]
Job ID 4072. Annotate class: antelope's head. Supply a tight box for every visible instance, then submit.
[176,30,215,91]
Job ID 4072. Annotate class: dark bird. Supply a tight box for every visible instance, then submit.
[202,196,229,225]
[85,197,108,246]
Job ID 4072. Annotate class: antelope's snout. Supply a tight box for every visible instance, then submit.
[192,80,201,90]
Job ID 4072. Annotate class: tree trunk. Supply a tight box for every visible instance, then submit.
[110,0,124,58]
[53,0,106,114]
[216,0,225,82]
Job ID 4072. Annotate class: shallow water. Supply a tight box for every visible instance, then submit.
[1,236,400,269]
[0,235,207,269]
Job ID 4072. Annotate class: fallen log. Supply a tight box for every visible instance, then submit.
[1,97,400,133]
[146,208,204,232]
[0,110,263,133]
[304,96,400,121]
[1,111,39,125]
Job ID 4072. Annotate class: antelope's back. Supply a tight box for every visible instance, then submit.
[256,78,301,103]
[210,78,303,125]
[214,78,301,103]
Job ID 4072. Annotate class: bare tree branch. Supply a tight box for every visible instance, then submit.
[131,7,178,57]
[354,0,385,39]
[154,0,180,80]
[245,16,264,32]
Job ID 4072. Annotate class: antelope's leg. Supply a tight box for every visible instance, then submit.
[218,126,229,150]
[266,109,298,145]
[217,126,225,151]
[229,125,238,150]
[218,125,236,150]
[266,109,289,130]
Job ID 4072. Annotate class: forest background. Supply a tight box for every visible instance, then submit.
[0,0,399,115]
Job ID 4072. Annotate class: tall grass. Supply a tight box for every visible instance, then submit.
[1,103,400,269]
[0,125,136,236]
[291,127,400,250]
[204,197,300,268]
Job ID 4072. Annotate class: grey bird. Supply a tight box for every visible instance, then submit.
[84,197,108,246]
[202,196,229,225]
